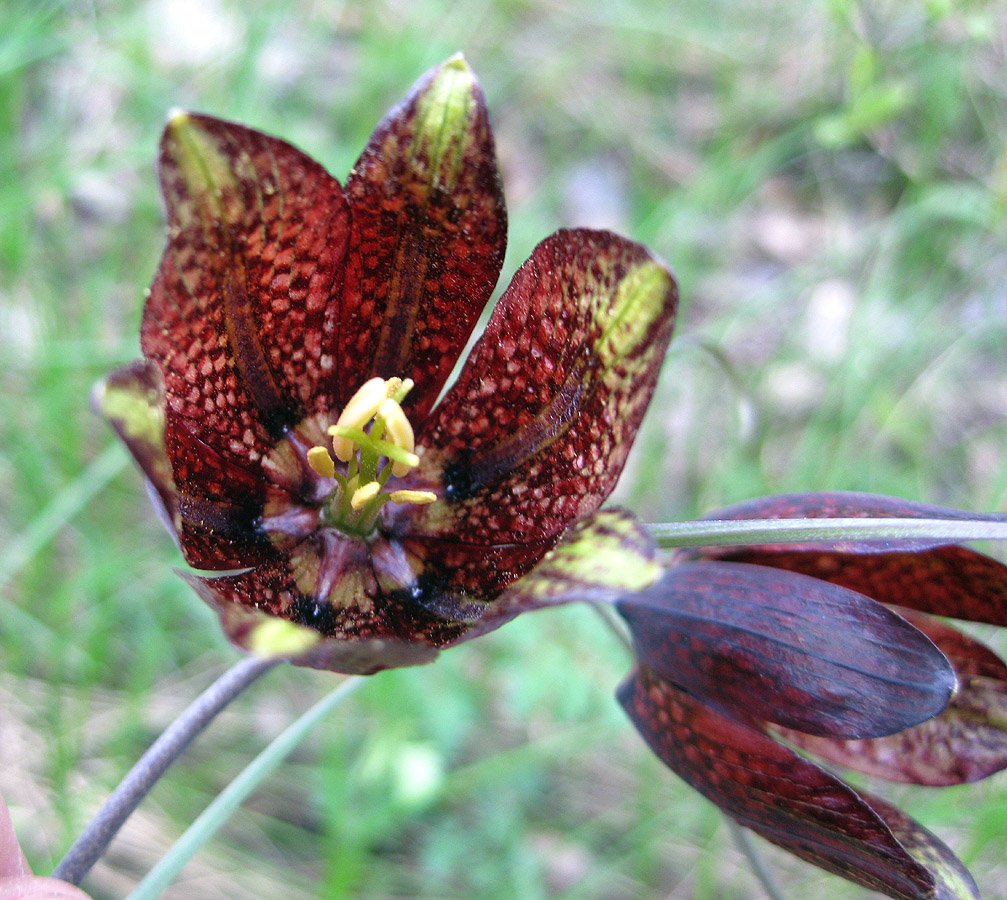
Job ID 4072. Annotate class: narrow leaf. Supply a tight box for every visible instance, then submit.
[687,491,1005,553]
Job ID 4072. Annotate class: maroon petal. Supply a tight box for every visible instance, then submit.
[165,414,283,569]
[779,610,1007,785]
[461,509,662,638]
[618,667,980,900]
[181,530,484,672]
[91,360,177,533]
[142,112,351,472]
[617,561,954,738]
[341,55,506,420]
[391,228,677,598]
[689,492,1007,625]
[182,567,439,675]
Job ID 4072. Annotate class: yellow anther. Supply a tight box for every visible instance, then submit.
[378,398,416,476]
[331,377,388,462]
[307,445,336,478]
[389,489,437,506]
[350,480,382,511]
[391,377,415,403]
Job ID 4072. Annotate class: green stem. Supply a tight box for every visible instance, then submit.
[125,676,363,900]
[647,516,1007,548]
[53,656,281,886]
[726,819,787,900]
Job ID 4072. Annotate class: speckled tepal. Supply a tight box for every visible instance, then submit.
[94,55,677,674]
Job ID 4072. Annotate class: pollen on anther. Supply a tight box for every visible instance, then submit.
[389,489,437,506]
[307,445,336,478]
[350,480,382,510]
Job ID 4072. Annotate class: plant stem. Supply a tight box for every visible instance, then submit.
[52,655,281,886]
[586,600,634,655]
[125,675,363,900]
[726,819,787,900]
[647,516,1007,548]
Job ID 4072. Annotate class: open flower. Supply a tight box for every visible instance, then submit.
[93,52,1006,899]
[95,55,677,674]
[617,492,1007,900]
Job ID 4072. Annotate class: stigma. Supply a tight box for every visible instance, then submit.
[305,377,436,536]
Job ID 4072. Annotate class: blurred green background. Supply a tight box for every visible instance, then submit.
[2,0,1007,897]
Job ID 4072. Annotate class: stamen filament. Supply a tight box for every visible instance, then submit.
[309,376,435,535]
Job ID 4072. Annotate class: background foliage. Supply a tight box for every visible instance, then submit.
[2,0,1006,897]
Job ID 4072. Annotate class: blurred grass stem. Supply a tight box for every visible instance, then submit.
[727,819,787,900]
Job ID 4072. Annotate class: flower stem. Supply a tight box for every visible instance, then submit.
[52,655,281,886]
[586,600,634,655]
[125,675,363,900]
[726,819,787,900]
[647,516,1007,548]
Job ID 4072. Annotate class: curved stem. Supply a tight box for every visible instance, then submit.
[126,675,363,900]
[647,516,1007,548]
[53,655,281,886]
[586,600,634,655]
[726,819,787,900]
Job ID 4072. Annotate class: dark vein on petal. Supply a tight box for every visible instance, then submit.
[632,606,939,689]
[224,273,293,437]
[374,227,428,378]
[445,354,593,501]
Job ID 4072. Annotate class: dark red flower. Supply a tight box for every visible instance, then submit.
[618,492,1007,900]
[93,51,1005,899]
[94,56,678,674]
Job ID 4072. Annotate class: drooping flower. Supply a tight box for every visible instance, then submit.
[617,492,1007,900]
[94,55,678,674]
[92,52,1007,899]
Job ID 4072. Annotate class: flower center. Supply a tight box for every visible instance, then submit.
[306,376,436,537]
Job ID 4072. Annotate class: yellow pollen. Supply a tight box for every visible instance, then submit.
[389,489,437,505]
[350,480,382,511]
[331,376,388,462]
[314,376,437,523]
[306,445,336,478]
[378,398,416,476]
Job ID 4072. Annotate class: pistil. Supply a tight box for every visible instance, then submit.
[306,377,436,537]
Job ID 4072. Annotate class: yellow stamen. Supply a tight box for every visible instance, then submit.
[391,377,415,403]
[306,445,336,478]
[313,375,435,528]
[389,489,437,505]
[350,480,382,511]
[378,398,416,476]
[331,376,388,462]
